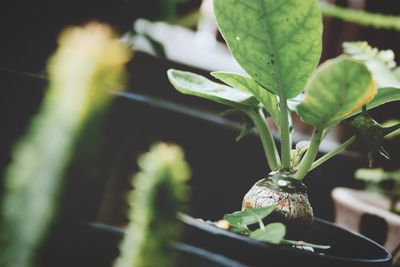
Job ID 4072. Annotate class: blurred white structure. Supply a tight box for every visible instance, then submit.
[122,0,244,73]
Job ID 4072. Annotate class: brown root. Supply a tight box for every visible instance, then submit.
[242,171,314,224]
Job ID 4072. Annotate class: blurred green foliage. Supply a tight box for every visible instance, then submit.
[356,168,400,214]
[321,2,400,31]
[113,143,191,267]
[0,23,131,267]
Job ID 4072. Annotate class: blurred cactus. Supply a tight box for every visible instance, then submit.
[355,168,400,214]
[320,2,400,32]
[0,23,131,267]
[113,143,191,267]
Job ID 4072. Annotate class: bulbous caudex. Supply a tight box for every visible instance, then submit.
[242,171,314,224]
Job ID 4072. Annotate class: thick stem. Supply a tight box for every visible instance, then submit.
[310,136,356,172]
[258,109,281,167]
[279,96,291,170]
[294,127,324,180]
[245,109,280,171]
[320,2,400,31]
[301,122,400,175]
[310,124,400,172]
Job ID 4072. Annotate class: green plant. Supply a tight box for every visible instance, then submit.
[216,206,330,252]
[0,23,131,267]
[113,143,191,267]
[343,42,400,88]
[320,2,400,32]
[167,0,400,224]
[355,168,400,214]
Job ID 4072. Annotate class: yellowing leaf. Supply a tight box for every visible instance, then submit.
[297,56,376,127]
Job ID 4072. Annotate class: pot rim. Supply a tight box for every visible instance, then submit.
[180,213,392,264]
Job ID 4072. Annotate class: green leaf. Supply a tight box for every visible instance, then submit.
[250,223,286,244]
[223,206,275,227]
[342,43,400,118]
[355,168,390,183]
[287,94,305,112]
[383,120,400,139]
[211,71,280,128]
[343,41,400,88]
[213,0,322,99]
[167,69,258,108]
[293,141,310,166]
[297,56,376,127]
[236,118,255,141]
[231,225,251,234]
[344,87,400,119]
[219,108,241,117]
[366,87,400,110]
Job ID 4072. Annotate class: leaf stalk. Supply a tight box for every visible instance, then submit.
[279,96,292,170]
[294,127,323,180]
[245,108,280,171]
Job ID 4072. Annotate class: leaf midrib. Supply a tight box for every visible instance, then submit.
[256,0,286,98]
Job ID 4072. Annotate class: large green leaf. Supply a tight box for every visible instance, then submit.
[346,87,400,119]
[211,71,280,127]
[367,87,400,110]
[297,56,376,127]
[342,42,400,117]
[167,69,258,108]
[223,206,275,227]
[250,223,286,244]
[213,0,322,99]
[343,42,400,88]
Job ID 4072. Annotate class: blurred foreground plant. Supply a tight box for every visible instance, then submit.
[355,168,400,214]
[113,143,191,267]
[320,2,400,31]
[0,23,131,267]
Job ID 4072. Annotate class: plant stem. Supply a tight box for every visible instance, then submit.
[245,108,280,171]
[320,2,400,31]
[258,217,265,230]
[383,122,400,136]
[307,122,400,173]
[302,122,400,175]
[294,127,323,180]
[309,136,356,172]
[279,96,291,170]
[258,109,282,168]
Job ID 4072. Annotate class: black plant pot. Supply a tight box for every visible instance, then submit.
[72,222,249,267]
[181,215,392,267]
[73,215,392,267]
